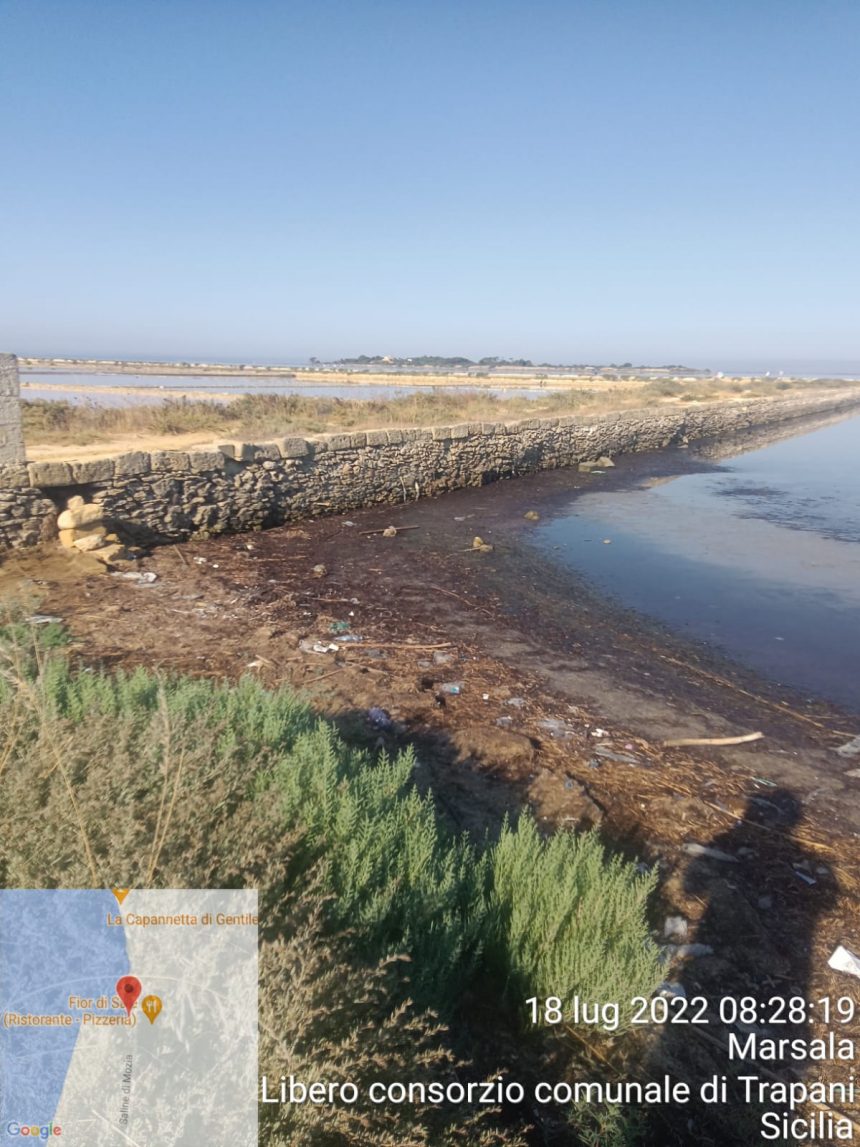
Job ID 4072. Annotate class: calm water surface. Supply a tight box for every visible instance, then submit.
[21,372,557,406]
[536,415,860,712]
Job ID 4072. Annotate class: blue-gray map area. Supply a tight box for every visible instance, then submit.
[0,890,128,1140]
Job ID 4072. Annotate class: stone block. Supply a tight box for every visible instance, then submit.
[59,524,106,548]
[327,434,354,452]
[187,450,225,472]
[364,429,387,447]
[113,451,151,477]
[57,503,104,529]
[73,533,107,552]
[276,437,310,458]
[385,429,405,444]
[71,458,115,482]
[151,450,191,472]
[349,432,367,448]
[431,426,452,441]
[449,424,470,439]
[28,461,73,487]
[253,442,282,461]
[0,464,29,488]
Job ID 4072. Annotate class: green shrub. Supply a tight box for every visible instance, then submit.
[1,634,659,1143]
[487,816,661,1028]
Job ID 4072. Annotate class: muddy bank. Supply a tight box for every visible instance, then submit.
[5,420,860,1136]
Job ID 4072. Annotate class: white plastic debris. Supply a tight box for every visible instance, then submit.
[664,916,688,941]
[111,571,157,583]
[828,945,860,979]
[656,981,686,1000]
[835,735,860,758]
[681,843,738,862]
[27,614,62,624]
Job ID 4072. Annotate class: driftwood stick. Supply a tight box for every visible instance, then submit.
[664,732,763,747]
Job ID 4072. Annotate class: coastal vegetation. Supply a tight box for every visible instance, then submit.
[21,374,857,449]
[0,613,660,1144]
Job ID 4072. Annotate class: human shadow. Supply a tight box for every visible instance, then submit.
[641,788,837,1146]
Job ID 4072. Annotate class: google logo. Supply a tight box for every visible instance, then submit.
[5,1123,62,1139]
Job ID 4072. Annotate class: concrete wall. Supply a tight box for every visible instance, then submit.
[0,355,24,466]
[3,389,860,552]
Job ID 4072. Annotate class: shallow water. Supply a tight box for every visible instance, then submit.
[21,372,556,406]
[535,415,860,711]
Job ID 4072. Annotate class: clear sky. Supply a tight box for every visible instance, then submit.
[1,0,858,370]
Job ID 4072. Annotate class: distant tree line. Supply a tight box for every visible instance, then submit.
[331,354,704,371]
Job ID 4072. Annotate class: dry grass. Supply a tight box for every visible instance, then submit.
[22,376,858,448]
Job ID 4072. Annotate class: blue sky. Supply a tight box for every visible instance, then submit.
[1,1,858,369]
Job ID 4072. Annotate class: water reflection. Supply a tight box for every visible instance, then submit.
[536,415,860,711]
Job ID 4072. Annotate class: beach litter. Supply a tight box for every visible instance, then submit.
[828,945,860,980]
[311,564,328,578]
[471,536,494,552]
[538,717,577,740]
[835,735,860,758]
[594,745,640,764]
[329,620,351,633]
[670,943,714,960]
[367,706,393,731]
[523,510,541,521]
[439,682,463,695]
[681,843,738,862]
[656,982,686,999]
[664,916,688,940]
[111,571,158,584]
[27,614,62,625]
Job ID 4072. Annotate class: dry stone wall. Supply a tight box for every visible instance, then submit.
[0,354,24,466]
[3,390,860,552]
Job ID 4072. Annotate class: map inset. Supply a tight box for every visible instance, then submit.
[0,889,258,1145]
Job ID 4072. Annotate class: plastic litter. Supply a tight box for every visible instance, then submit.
[312,564,327,578]
[310,642,338,654]
[111,571,158,584]
[330,620,351,633]
[671,943,713,959]
[27,614,62,624]
[367,707,393,731]
[505,697,526,708]
[828,945,860,979]
[835,735,860,758]
[656,982,686,1000]
[538,717,576,739]
[681,843,738,862]
[382,526,398,537]
[439,682,462,695]
[664,916,688,941]
[335,634,364,643]
[432,650,455,666]
[523,510,541,521]
[594,745,640,764]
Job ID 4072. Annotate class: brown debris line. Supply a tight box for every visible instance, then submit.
[5,499,860,1079]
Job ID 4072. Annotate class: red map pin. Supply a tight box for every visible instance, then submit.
[116,975,142,1016]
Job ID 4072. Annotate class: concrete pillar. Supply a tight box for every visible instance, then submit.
[0,354,25,464]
